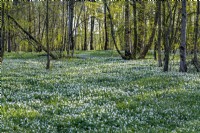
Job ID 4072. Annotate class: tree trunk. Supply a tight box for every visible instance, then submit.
[90,0,95,50]
[83,2,87,51]
[104,0,109,50]
[132,0,137,59]
[192,1,200,72]
[37,4,42,52]
[194,1,199,63]
[7,2,12,53]
[7,22,12,52]
[98,19,102,50]
[169,2,178,49]
[67,0,75,56]
[27,0,32,52]
[154,43,157,60]
[124,0,131,58]
[163,1,172,72]
[46,0,50,69]
[73,2,84,53]
[60,0,65,57]
[8,15,57,59]
[63,2,68,53]
[0,2,5,62]
[105,1,125,59]
[157,1,162,67]
[138,2,159,59]
[179,0,187,72]
[90,16,95,50]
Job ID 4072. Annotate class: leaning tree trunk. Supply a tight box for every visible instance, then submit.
[105,1,126,59]
[138,2,159,59]
[8,15,57,59]
[179,0,187,72]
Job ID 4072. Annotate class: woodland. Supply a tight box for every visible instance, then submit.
[0,0,200,132]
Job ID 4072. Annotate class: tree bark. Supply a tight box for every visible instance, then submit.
[6,2,12,53]
[194,1,199,63]
[60,0,65,57]
[162,1,167,71]
[27,0,32,52]
[124,0,131,58]
[83,2,87,51]
[37,4,42,52]
[98,19,102,50]
[104,0,109,50]
[169,2,178,49]
[192,1,200,72]
[90,17,95,50]
[73,1,84,53]
[163,1,173,72]
[132,0,137,59]
[46,0,50,69]
[90,0,95,50]
[67,0,75,56]
[0,2,5,62]
[179,0,187,72]
[154,43,157,60]
[157,1,162,67]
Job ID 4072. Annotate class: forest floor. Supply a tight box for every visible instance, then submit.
[1,51,200,132]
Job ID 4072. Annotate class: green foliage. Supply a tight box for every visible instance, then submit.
[1,51,200,132]
[5,1,199,54]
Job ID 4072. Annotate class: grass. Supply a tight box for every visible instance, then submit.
[1,51,200,132]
